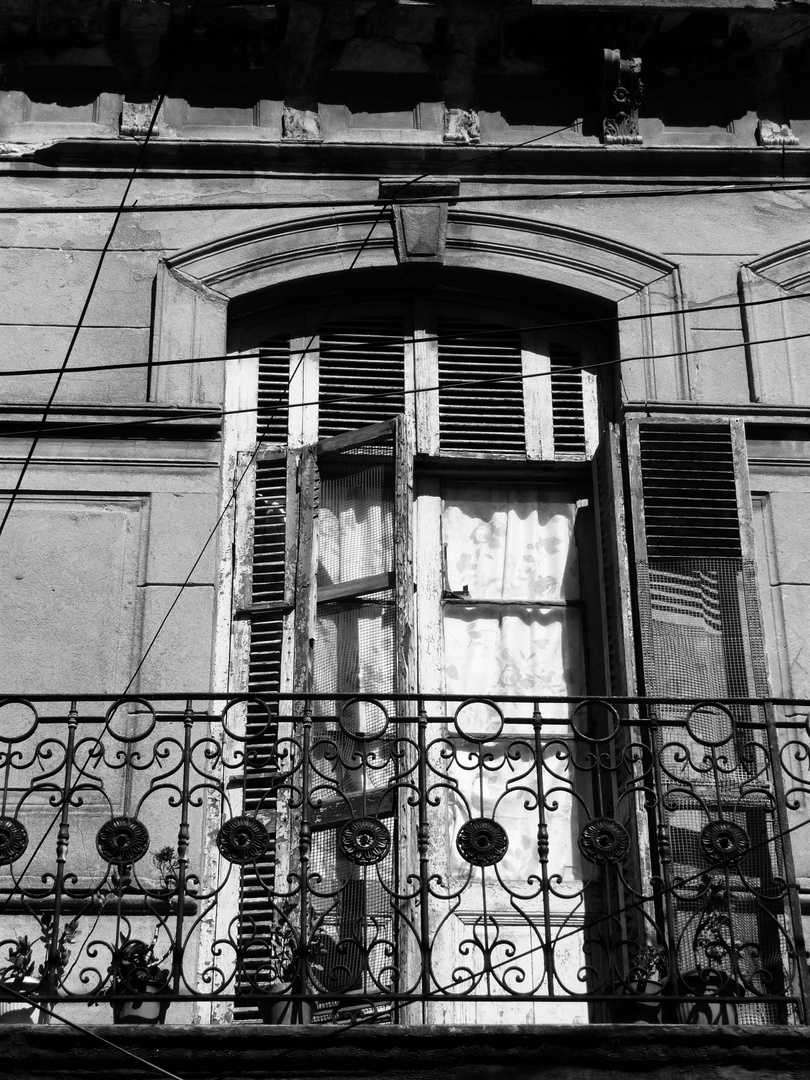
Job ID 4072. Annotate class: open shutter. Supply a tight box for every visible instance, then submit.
[627,418,768,701]
[626,418,797,1024]
[301,418,409,1018]
[235,449,293,1020]
[318,319,406,438]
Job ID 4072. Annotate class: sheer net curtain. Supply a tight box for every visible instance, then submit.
[441,483,586,887]
[442,483,585,719]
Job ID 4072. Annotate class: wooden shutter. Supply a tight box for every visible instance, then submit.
[300,418,409,1019]
[550,341,587,456]
[592,421,636,696]
[437,320,525,454]
[625,418,797,1025]
[258,337,291,443]
[236,453,290,1020]
[627,418,768,699]
[436,320,596,459]
[318,319,405,438]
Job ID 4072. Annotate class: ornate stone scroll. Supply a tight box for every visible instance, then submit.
[603,48,642,146]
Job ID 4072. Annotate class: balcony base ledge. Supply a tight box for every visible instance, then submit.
[1,1023,809,1079]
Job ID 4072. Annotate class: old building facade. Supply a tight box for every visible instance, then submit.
[3,0,810,1069]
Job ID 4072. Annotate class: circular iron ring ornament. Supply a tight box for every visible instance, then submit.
[700,820,750,866]
[339,817,391,866]
[578,817,631,865]
[217,815,269,864]
[456,817,509,867]
[96,816,150,865]
[0,816,28,865]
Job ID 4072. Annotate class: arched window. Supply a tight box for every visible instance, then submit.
[226,281,619,1023]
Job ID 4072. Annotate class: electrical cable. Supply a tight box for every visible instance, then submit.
[5,323,810,443]
[3,285,810,383]
[14,726,808,1027]
[4,17,810,1045]
[0,0,203,543]
[0,982,188,1079]
[7,179,810,216]
[416,783,810,1006]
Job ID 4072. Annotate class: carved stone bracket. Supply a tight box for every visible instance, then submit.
[444,107,480,144]
[757,119,799,147]
[282,105,321,141]
[121,99,163,137]
[382,177,457,265]
[392,203,448,264]
[603,48,642,146]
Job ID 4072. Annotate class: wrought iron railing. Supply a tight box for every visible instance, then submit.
[1,693,809,1025]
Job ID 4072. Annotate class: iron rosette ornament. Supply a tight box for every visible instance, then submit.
[700,820,750,866]
[456,817,509,867]
[0,816,28,865]
[339,817,391,866]
[217,815,270,864]
[578,816,631,865]
[96,816,150,865]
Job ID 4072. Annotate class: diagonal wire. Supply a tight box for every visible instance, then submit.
[0,0,203,543]
[0,982,188,1080]
[5,14,810,1047]
[4,285,810,383]
[8,322,810,444]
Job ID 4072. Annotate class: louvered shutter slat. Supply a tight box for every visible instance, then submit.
[237,457,287,1019]
[258,339,290,443]
[550,343,586,456]
[438,321,525,454]
[319,319,405,438]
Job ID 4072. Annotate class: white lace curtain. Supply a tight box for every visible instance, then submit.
[442,484,585,717]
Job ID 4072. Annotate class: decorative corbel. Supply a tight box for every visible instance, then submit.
[603,48,643,146]
[380,178,459,264]
[756,119,799,148]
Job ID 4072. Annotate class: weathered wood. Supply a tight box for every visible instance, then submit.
[314,416,395,456]
[318,570,394,602]
[293,447,317,695]
[582,367,599,457]
[522,328,553,460]
[289,333,319,450]
[413,297,439,456]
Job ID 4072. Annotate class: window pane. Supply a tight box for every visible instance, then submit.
[444,605,585,706]
[442,483,580,601]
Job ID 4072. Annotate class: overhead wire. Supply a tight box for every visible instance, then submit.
[5,179,810,217]
[4,285,810,383]
[0,983,188,1080]
[0,0,204,543]
[4,12,810,1049]
[5,324,810,443]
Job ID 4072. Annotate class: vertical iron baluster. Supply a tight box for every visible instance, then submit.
[648,712,679,1014]
[763,700,810,1021]
[42,700,79,1020]
[172,700,194,1000]
[298,703,312,1021]
[416,701,431,1018]
[532,703,555,999]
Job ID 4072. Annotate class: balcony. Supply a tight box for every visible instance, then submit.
[0,693,808,1027]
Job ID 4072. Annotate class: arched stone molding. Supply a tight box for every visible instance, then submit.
[151,208,691,407]
[741,242,810,407]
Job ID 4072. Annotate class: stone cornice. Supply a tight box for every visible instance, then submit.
[4,140,810,181]
[1,1024,809,1079]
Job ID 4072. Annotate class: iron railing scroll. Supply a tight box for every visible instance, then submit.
[0,693,808,1025]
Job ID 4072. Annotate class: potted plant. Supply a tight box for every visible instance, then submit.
[109,933,171,1024]
[251,901,328,1025]
[612,942,669,1023]
[151,846,181,902]
[1,914,80,1025]
[674,881,743,1025]
[0,935,42,1024]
